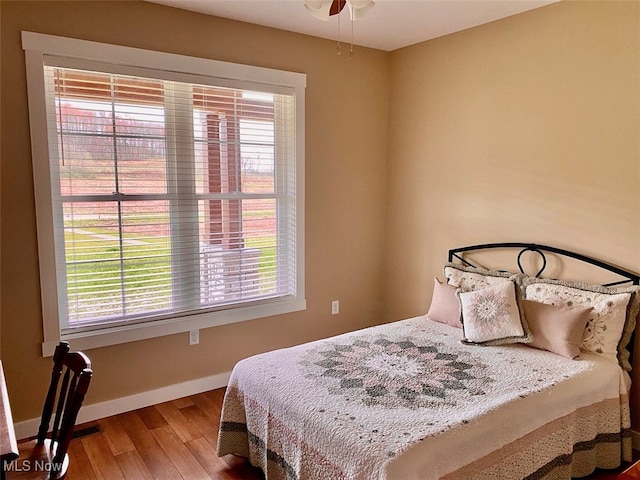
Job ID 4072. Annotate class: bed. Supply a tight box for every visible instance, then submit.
[217,243,639,479]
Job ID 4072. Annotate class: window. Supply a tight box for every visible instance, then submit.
[23,32,306,355]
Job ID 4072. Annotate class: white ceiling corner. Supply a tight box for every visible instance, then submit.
[144,0,560,52]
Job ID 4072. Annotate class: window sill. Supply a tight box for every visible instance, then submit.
[42,297,306,356]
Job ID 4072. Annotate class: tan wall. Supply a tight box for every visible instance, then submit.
[0,1,389,423]
[384,1,640,427]
[2,0,640,434]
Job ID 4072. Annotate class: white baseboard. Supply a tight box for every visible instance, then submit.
[14,370,231,441]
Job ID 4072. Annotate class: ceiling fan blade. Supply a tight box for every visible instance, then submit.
[329,0,346,16]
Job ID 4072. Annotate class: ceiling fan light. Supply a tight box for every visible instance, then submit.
[347,0,375,20]
[304,0,333,21]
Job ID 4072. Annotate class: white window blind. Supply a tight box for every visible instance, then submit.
[23,32,306,354]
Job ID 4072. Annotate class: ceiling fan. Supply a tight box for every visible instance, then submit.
[304,0,375,21]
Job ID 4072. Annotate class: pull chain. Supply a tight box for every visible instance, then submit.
[336,10,342,55]
[350,15,354,58]
[336,3,356,57]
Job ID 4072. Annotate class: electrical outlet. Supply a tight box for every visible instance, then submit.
[189,329,199,345]
[331,300,340,315]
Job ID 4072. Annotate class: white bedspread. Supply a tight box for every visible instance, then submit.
[217,316,630,479]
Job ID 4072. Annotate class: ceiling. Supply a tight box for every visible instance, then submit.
[145,0,559,51]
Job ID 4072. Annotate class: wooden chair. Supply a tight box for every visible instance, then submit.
[6,342,92,480]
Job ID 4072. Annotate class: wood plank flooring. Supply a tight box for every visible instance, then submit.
[47,388,261,480]
[15,387,637,479]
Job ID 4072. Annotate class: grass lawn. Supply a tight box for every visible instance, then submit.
[64,225,278,322]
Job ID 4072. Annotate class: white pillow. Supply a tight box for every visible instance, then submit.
[523,278,639,369]
[459,281,530,345]
[444,262,514,292]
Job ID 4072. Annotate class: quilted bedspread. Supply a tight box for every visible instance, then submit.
[217,316,630,480]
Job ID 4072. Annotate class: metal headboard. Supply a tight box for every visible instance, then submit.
[448,242,639,364]
[448,242,640,287]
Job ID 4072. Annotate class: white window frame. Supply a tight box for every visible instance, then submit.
[22,32,306,356]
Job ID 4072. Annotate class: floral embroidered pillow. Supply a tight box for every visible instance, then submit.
[444,262,514,292]
[523,278,639,370]
[459,281,531,346]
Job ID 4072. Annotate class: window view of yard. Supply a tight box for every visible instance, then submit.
[63,182,278,323]
[53,68,290,327]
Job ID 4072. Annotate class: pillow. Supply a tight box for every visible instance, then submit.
[520,299,593,359]
[459,281,531,345]
[426,277,462,328]
[523,277,640,370]
[444,262,515,292]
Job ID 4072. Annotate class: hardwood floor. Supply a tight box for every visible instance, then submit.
[15,387,636,479]
[55,389,261,480]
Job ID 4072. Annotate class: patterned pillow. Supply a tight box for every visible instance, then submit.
[520,299,593,359]
[459,281,531,346]
[444,262,514,292]
[426,277,462,328]
[523,277,640,370]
